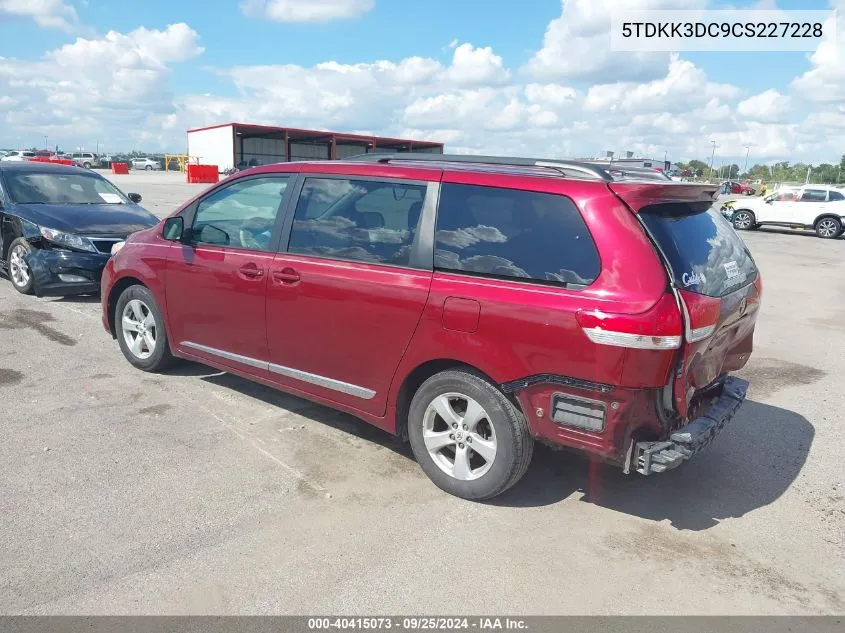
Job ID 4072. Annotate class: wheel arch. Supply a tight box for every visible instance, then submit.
[392,359,521,442]
[106,276,147,338]
[813,213,843,227]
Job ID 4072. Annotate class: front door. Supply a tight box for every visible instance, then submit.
[166,175,292,374]
[760,190,798,223]
[265,175,436,417]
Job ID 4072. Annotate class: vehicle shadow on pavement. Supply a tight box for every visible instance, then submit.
[51,294,101,304]
[494,399,814,530]
[194,368,415,455]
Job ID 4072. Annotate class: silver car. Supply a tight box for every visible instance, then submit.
[130,157,162,171]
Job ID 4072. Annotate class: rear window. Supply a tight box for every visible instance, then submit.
[434,183,600,287]
[640,204,757,297]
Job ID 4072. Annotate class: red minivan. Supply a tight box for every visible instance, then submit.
[101,154,761,500]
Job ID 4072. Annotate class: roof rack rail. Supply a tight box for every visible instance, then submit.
[345,152,615,182]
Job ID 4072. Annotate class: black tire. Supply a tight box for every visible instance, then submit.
[732,210,756,231]
[7,237,35,295]
[408,369,534,500]
[145,165,152,171]
[815,217,841,239]
[82,162,91,169]
[115,284,176,372]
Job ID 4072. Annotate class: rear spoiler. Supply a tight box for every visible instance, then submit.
[609,182,719,213]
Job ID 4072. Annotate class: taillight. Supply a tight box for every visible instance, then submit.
[678,289,721,343]
[577,293,682,350]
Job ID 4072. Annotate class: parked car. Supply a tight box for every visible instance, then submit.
[130,157,162,171]
[67,152,98,169]
[728,185,845,238]
[0,161,158,296]
[721,181,755,196]
[101,153,761,500]
[1,151,36,162]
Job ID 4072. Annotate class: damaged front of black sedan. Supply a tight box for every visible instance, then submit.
[0,162,160,297]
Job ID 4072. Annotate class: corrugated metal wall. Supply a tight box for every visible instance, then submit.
[236,137,287,168]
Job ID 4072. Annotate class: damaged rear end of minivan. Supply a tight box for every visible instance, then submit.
[611,181,762,475]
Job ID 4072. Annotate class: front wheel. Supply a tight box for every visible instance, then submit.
[82,162,91,169]
[408,369,534,500]
[7,238,35,295]
[733,210,756,230]
[145,165,152,171]
[115,284,176,372]
[815,217,842,239]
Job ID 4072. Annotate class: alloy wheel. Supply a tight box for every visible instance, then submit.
[9,245,30,288]
[422,392,498,481]
[121,299,157,360]
[817,219,839,238]
[734,212,752,229]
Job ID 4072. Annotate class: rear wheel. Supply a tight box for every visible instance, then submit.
[82,161,92,169]
[732,210,756,230]
[115,285,175,372]
[408,369,533,500]
[145,165,153,171]
[7,238,34,295]
[815,217,841,239]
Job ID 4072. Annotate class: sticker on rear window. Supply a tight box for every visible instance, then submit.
[99,193,123,204]
[723,261,740,279]
[682,271,706,287]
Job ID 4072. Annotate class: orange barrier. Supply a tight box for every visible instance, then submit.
[187,164,219,184]
[111,162,129,174]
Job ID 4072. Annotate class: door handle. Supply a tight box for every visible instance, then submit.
[238,263,265,279]
[272,267,301,284]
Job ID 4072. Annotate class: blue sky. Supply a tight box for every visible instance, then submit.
[1,0,842,165]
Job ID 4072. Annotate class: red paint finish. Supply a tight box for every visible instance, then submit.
[165,245,274,376]
[442,297,480,333]
[265,254,432,419]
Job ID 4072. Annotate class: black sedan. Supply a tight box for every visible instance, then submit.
[0,162,159,296]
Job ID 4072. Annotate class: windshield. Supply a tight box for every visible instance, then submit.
[3,171,129,205]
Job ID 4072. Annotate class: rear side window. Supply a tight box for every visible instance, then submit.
[801,189,827,202]
[434,183,600,287]
[827,190,844,201]
[288,177,426,266]
[640,204,757,298]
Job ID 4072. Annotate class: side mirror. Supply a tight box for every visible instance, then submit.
[128,192,142,203]
[162,216,185,241]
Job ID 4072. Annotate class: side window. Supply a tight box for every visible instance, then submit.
[288,177,426,266]
[434,183,600,287]
[191,176,289,251]
[801,189,827,202]
[827,190,844,201]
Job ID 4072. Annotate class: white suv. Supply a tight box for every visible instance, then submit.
[729,185,845,239]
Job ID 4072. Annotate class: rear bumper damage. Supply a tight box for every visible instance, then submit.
[25,249,109,297]
[632,377,748,475]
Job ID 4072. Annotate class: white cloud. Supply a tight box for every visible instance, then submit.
[525,0,707,82]
[0,23,203,148]
[584,55,738,114]
[241,0,374,23]
[445,43,510,85]
[790,0,844,102]
[0,0,79,32]
[736,89,792,122]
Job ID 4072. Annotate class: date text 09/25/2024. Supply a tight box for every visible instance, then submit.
[308,618,528,631]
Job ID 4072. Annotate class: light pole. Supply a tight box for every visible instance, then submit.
[43,135,48,149]
[743,145,750,177]
[709,140,717,180]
